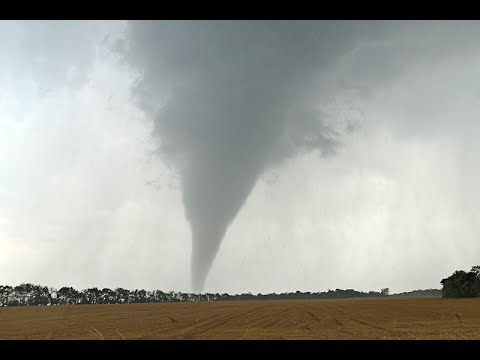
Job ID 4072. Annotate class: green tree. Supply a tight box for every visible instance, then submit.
[57,287,80,305]
[80,288,100,304]
[0,286,12,306]
[471,265,480,278]
[99,288,116,304]
[441,269,480,298]
[115,288,130,304]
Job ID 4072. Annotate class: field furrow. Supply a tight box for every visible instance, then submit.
[1,298,480,339]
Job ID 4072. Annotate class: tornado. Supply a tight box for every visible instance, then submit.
[118,20,377,292]
[119,20,480,292]
[3,20,480,293]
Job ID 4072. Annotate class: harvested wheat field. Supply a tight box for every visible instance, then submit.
[1,297,480,340]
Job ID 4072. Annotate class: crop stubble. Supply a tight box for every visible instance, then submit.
[1,297,479,340]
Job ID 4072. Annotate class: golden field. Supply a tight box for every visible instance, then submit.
[1,297,480,340]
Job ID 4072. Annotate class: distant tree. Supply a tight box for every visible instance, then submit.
[137,289,147,303]
[115,288,130,304]
[0,286,12,306]
[49,288,58,305]
[14,283,46,306]
[154,290,166,302]
[0,286,5,306]
[441,269,480,298]
[146,291,155,303]
[99,288,116,304]
[0,282,452,305]
[392,289,442,297]
[30,285,50,306]
[57,287,79,305]
[81,288,100,304]
[471,265,480,278]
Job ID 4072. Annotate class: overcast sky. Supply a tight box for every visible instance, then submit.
[1,20,480,294]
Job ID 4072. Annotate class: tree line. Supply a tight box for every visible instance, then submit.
[441,265,480,298]
[0,284,444,307]
[2,263,473,306]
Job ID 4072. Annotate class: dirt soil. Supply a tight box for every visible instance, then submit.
[1,297,480,339]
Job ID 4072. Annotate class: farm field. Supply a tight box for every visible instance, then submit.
[1,297,480,340]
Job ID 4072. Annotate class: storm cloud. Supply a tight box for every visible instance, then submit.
[120,20,480,291]
[120,21,382,291]
[1,20,480,294]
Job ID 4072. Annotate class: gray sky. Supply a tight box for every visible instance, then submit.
[1,20,480,294]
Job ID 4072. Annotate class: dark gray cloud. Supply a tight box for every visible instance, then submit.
[2,20,480,294]
[120,20,480,292]
[120,21,389,291]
